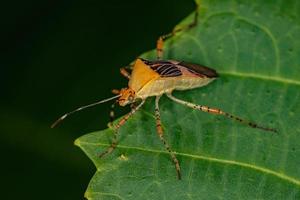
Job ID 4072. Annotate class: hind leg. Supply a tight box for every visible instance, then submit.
[166,93,277,133]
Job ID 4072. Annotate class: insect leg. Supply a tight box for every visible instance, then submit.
[99,99,146,158]
[111,89,120,95]
[155,95,181,179]
[156,2,199,59]
[167,93,277,133]
[108,103,116,128]
[120,67,131,79]
[130,102,137,110]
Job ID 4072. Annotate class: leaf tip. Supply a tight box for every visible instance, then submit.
[74,138,81,147]
[84,190,92,200]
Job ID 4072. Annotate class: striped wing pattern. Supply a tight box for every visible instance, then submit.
[140,58,218,78]
[140,59,182,77]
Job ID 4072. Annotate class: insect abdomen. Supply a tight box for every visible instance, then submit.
[136,77,215,99]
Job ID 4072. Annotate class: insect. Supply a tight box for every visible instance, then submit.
[51,5,277,180]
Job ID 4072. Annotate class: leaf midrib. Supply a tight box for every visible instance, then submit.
[221,72,300,86]
[76,140,300,187]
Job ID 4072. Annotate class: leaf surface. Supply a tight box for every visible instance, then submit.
[76,0,300,199]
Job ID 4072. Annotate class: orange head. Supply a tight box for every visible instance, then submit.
[118,87,136,106]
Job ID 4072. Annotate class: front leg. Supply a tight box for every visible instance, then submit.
[120,67,131,79]
[120,66,130,79]
[99,100,146,158]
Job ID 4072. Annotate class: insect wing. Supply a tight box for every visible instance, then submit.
[140,59,182,77]
[178,61,218,78]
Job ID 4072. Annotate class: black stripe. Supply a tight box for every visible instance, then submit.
[140,59,182,77]
[179,61,218,78]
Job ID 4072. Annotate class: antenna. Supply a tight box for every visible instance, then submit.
[51,94,121,128]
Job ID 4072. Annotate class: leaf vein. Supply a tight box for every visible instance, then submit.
[77,141,300,187]
[220,71,300,86]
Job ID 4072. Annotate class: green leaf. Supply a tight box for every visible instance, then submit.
[75,0,300,199]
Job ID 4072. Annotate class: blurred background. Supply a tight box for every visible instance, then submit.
[0,0,194,199]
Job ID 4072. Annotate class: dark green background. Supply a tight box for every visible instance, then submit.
[1,0,194,199]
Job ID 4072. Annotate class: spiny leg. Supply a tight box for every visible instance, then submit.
[166,93,277,133]
[130,101,137,110]
[108,102,116,128]
[99,100,146,158]
[109,89,121,124]
[156,2,199,59]
[155,95,181,179]
[108,99,138,128]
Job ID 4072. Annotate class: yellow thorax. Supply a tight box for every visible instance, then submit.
[128,58,160,92]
